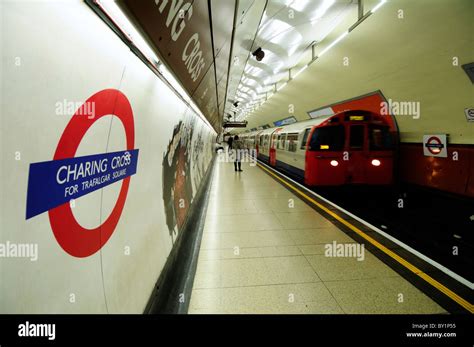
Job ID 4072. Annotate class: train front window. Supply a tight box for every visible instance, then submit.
[350,125,364,150]
[308,125,345,151]
[369,125,393,150]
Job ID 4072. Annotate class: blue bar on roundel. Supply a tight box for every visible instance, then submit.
[25,149,139,220]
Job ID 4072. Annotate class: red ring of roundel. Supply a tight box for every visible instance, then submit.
[48,89,135,258]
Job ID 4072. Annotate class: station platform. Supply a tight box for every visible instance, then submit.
[188,155,447,314]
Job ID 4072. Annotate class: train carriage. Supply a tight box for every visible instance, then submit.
[273,119,324,179]
[251,110,397,186]
[257,127,277,162]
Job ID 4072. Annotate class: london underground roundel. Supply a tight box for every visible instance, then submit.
[425,136,443,155]
[25,89,139,257]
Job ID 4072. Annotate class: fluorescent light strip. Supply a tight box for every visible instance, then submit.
[97,0,159,64]
[318,30,348,57]
[371,0,387,13]
[292,64,309,79]
[277,82,287,91]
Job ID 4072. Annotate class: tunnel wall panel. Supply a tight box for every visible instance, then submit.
[399,144,474,198]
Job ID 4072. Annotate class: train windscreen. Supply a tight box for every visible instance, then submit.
[369,125,394,150]
[308,125,345,151]
[350,125,364,150]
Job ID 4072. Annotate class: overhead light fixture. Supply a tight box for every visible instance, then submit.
[252,47,265,61]
[318,30,348,57]
[277,82,287,91]
[293,64,309,79]
[93,1,224,132]
[97,0,159,64]
[371,0,387,13]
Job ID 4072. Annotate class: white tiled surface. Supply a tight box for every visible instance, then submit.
[188,156,446,314]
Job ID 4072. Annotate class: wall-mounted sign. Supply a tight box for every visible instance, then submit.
[423,134,447,158]
[274,116,297,126]
[308,107,334,119]
[223,121,247,128]
[25,89,139,258]
[465,108,474,122]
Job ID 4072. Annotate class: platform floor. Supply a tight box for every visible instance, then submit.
[188,155,446,314]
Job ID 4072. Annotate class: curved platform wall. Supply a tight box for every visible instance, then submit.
[0,1,215,313]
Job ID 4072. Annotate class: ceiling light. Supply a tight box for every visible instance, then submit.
[97,0,159,64]
[371,0,387,13]
[277,82,287,91]
[293,64,308,79]
[318,30,348,57]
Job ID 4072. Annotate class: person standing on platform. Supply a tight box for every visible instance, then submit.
[233,135,243,172]
[227,135,234,153]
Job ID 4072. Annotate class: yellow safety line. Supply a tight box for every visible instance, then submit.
[257,162,474,313]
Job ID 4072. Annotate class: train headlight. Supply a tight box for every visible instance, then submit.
[371,159,381,167]
[330,160,339,167]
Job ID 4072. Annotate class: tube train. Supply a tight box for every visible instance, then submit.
[240,110,398,186]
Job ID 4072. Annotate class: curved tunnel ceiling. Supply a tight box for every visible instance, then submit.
[108,0,367,132]
[224,0,356,122]
[118,0,238,132]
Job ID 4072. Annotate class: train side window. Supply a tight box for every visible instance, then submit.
[369,125,393,150]
[287,133,299,152]
[300,128,311,150]
[349,125,364,150]
[272,134,278,148]
[280,134,287,150]
[308,125,345,151]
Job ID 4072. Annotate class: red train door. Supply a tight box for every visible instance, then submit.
[269,128,282,166]
[269,133,277,166]
[346,124,367,184]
